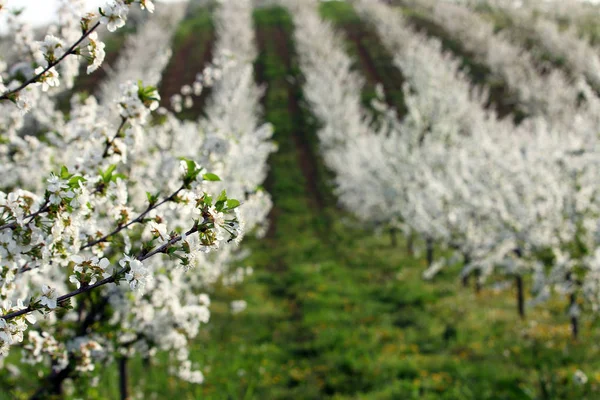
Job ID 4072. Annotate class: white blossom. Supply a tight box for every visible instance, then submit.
[230,300,247,315]
[573,369,588,385]
[100,1,128,32]
[86,32,106,74]
[40,285,58,310]
[122,257,151,292]
[37,34,64,66]
[34,67,60,92]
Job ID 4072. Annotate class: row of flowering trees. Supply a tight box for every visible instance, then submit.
[355,0,600,330]
[469,0,600,42]
[0,0,273,397]
[280,0,600,341]
[462,0,600,93]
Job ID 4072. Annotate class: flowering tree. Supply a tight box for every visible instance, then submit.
[0,0,273,397]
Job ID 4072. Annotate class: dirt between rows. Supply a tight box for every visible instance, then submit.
[255,23,328,240]
[157,28,216,116]
[338,18,408,118]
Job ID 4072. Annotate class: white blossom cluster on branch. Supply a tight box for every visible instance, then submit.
[0,0,273,394]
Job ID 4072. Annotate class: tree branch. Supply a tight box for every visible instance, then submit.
[0,199,50,231]
[82,185,185,250]
[0,23,101,101]
[1,222,205,321]
[102,117,128,158]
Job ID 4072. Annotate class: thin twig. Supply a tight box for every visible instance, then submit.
[0,23,101,101]
[1,223,204,321]
[0,199,50,231]
[102,117,128,158]
[82,185,185,249]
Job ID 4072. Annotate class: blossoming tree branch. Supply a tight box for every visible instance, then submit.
[0,0,274,396]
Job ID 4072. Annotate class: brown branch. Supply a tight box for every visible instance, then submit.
[12,185,184,276]
[1,223,204,321]
[102,117,128,158]
[0,199,50,231]
[0,23,101,101]
[82,185,185,250]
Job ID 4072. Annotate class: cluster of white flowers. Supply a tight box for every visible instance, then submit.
[469,0,599,39]
[22,330,68,369]
[0,301,34,355]
[230,300,247,315]
[100,1,130,32]
[86,32,106,74]
[117,81,159,124]
[398,0,600,126]
[69,255,111,289]
[0,0,274,395]
[37,34,65,67]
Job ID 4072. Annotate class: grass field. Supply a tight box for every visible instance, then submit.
[11,3,600,399]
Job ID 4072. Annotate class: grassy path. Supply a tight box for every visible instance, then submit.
[176,6,449,399]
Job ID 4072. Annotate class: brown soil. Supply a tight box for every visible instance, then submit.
[273,28,327,212]
[338,19,408,118]
[157,28,216,118]
[255,23,329,239]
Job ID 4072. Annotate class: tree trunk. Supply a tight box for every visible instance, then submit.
[30,363,74,400]
[406,232,414,256]
[461,274,469,288]
[426,238,434,267]
[566,272,578,340]
[461,252,471,288]
[570,294,579,341]
[389,227,397,247]
[475,269,482,293]
[119,357,129,400]
[31,295,110,399]
[516,275,525,319]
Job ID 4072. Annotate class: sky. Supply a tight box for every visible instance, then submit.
[0,0,185,33]
[1,1,104,28]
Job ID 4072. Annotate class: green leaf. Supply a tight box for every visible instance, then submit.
[226,199,240,209]
[60,165,70,180]
[146,192,156,204]
[68,176,86,188]
[186,160,196,174]
[100,164,117,183]
[203,173,221,182]
[111,173,127,182]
